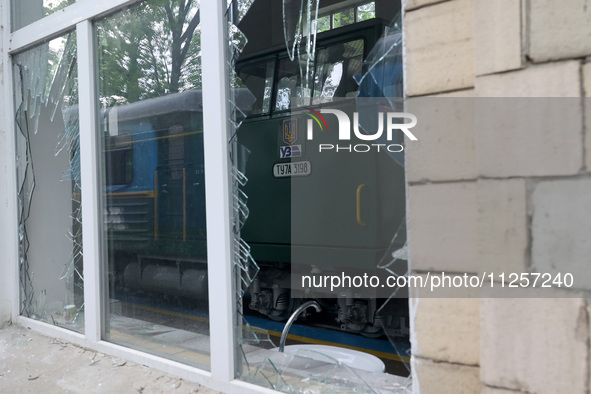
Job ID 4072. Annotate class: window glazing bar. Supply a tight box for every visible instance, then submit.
[201,0,236,382]
[77,20,103,342]
[1,0,20,322]
[10,0,142,54]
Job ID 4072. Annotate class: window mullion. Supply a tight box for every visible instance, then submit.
[2,0,21,322]
[201,0,236,382]
[77,19,103,342]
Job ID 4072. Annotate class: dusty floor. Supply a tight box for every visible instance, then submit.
[0,324,222,394]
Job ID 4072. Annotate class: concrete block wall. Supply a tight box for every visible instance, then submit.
[404,0,591,392]
[405,0,474,96]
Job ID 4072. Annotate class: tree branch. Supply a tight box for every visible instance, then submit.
[184,0,193,15]
[164,3,175,29]
[180,10,200,43]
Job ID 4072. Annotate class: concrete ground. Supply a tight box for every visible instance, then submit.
[0,324,221,394]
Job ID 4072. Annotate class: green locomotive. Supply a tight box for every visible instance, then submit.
[104,17,409,339]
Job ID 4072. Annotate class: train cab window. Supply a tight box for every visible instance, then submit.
[238,59,275,115]
[357,2,376,22]
[333,8,355,28]
[274,56,311,111]
[316,15,331,33]
[313,38,364,104]
[105,132,133,186]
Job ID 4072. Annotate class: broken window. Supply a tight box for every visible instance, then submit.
[238,59,276,115]
[231,0,410,392]
[9,0,411,389]
[14,31,83,332]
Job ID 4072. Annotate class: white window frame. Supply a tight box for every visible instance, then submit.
[1,0,275,392]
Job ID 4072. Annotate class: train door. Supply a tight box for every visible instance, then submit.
[154,111,207,259]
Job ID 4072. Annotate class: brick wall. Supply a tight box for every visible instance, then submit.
[404,0,591,392]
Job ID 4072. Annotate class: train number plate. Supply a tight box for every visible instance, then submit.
[273,161,311,178]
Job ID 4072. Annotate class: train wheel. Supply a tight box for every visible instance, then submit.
[266,295,294,321]
[360,324,384,338]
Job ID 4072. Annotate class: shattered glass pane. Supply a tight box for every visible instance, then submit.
[237,60,275,115]
[355,15,404,167]
[376,218,411,376]
[231,1,410,391]
[14,31,83,332]
[229,23,249,65]
[355,12,411,381]
[242,348,411,393]
[225,0,274,387]
[299,0,320,94]
[355,15,404,99]
[11,0,75,31]
[282,0,304,62]
[281,0,319,100]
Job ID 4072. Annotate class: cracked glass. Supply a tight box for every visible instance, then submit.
[14,31,83,332]
[231,0,410,392]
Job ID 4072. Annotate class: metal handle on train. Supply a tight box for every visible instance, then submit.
[356,184,366,227]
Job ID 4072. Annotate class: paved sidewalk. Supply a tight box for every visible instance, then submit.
[0,324,221,394]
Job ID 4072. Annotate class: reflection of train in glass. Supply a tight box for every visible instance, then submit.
[104,18,409,339]
[104,90,209,300]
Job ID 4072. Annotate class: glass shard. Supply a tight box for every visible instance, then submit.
[14,31,83,332]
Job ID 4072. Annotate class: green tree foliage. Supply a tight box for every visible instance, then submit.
[357,2,375,22]
[316,15,330,33]
[333,8,354,28]
[97,0,201,106]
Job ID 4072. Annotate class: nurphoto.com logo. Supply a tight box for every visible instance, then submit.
[304,108,418,153]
